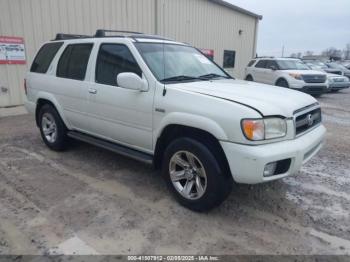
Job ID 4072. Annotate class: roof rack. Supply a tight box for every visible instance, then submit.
[54,33,90,41]
[95,29,143,37]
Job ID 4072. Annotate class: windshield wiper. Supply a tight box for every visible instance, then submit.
[161,75,202,82]
[199,73,230,80]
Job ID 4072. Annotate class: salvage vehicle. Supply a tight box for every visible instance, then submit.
[245,58,328,95]
[25,30,326,211]
[305,62,350,92]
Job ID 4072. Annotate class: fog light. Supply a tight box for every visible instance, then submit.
[264,162,277,177]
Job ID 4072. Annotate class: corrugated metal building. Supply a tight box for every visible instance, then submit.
[0,0,261,107]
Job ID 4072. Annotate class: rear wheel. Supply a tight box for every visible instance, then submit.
[39,104,68,151]
[276,79,289,88]
[162,138,233,212]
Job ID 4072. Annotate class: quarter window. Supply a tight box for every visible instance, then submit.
[223,50,236,68]
[95,44,142,86]
[30,42,63,73]
[255,60,268,68]
[57,44,93,80]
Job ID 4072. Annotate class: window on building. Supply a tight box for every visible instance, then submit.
[223,50,236,68]
[30,42,63,73]
[255,60,268,68]
[57,44,93,80]
[95,44,142,86]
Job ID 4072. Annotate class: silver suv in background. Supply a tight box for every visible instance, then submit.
[245,58,328,96]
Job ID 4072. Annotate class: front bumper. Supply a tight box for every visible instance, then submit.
[220,125,326,184]
[329,82,350,90]
[300,85,328,95]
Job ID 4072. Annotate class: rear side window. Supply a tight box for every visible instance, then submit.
[95,44,142,86]
[30,42,63,73]
[247,60,256,67]
[57,44,93,80]
[255,60,268,68]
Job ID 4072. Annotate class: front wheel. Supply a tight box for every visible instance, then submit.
[276,79,289,88]
[162,138,233,212]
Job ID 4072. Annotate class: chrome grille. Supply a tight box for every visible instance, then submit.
[295,108,322,136]
[302,74,327,83]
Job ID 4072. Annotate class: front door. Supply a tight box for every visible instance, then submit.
[85,43,154,152]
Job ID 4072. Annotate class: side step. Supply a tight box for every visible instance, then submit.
[67,131,153,165]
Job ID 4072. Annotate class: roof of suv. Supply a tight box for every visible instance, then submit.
[51,30,186,45]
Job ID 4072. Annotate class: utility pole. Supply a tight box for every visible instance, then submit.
[282,45,285,57]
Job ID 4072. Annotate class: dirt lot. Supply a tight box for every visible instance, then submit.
[0,89,349,256]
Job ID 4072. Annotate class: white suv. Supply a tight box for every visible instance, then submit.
[25,30,326,211]
[245,58,328,95]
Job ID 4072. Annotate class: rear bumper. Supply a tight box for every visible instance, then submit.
[220,125,326,184]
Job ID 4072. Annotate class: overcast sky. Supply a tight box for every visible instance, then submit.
[225,0,350,56]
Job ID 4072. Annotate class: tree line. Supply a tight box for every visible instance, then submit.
[290,43,350,60]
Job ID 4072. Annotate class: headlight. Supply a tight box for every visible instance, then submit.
[241,118,287,141]
[328,77,334,83]
[289,73,303,80]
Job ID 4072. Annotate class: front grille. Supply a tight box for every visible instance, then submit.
[333,78,345,82]
[295,108,322,135]
[302,74,326,83]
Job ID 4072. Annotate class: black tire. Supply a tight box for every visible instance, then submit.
[38,104,68,151]
[276,79,289,88]
[162,137,233,212]
[245,75,254,81]
[331,89,340,93]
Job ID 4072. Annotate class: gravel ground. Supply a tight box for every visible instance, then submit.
[0,89,349,256]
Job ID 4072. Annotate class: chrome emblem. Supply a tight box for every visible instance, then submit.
[307,114,314,126]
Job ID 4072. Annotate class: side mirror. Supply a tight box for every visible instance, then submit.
[269,65,277,71]
[117,72,148,92]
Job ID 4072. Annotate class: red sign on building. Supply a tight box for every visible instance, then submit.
[0,36,26,65]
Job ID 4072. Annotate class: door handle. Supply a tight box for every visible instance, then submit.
[88,88,97,94]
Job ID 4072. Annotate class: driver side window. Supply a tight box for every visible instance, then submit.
[95,44,142,86]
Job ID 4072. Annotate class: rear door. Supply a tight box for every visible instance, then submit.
[253,60,268,83]
[52,43,94,131]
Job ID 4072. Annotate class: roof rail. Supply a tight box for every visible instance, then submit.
[95,29,143,37]
[54,33,91,41]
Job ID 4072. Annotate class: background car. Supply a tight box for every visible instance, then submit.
[245,57,328,96]
[305,62,350,92]
[326,62,350,78]
[303,59,343,75]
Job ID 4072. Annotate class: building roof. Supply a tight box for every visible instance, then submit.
[209,0,263,20]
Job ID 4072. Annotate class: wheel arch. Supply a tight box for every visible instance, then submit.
[275,77,288,86]
[35,93,71,129]
[153,124,232,179]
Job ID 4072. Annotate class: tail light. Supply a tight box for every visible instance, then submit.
[24,79,27,95]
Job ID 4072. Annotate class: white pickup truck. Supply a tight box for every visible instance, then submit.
[25,30,326,211]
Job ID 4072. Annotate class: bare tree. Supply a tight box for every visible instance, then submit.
[322,47,342,58]
[304,50,314,56]
[343,43,350,60]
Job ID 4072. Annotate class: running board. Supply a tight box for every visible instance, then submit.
[67,131,153,164]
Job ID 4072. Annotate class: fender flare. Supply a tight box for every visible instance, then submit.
[153,112,228,150]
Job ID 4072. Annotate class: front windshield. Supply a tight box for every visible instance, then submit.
[134,43,230,82]
[276,60,310,70]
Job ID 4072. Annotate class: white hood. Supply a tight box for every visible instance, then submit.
[170,79,317,117]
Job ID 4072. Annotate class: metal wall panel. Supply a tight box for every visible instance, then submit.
[0,0,258,107]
